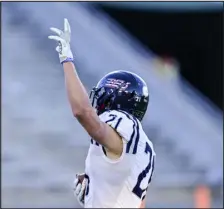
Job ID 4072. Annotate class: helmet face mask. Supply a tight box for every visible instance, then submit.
[89,71,149,121]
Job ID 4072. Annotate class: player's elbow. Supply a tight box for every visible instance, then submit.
[72,105,92,119]
[72,108,85,118]
[71,100,92,119]
[73,111,81,118]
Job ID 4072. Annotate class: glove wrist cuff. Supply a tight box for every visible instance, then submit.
[61,58,74,64]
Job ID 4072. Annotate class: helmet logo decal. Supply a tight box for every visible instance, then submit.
[105,78,131,90]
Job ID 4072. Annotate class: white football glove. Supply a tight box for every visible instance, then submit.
[73,173,87,207]
[48,18,74,64]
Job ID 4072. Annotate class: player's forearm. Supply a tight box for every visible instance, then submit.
[63,62,92,116]
[62,62,109,146]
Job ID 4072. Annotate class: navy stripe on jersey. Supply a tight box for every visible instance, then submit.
[90,138,99,146]
[132,116,140,154]
[102,146,107,156]
[148,155,155,184]
[126,121,136,153]
[141,156,155,200]
[117,110,139,154]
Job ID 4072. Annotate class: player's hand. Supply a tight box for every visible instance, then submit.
[48,18,74,64]
[73,173,86,207]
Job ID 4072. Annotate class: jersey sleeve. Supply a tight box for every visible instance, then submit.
[99,110,139,143]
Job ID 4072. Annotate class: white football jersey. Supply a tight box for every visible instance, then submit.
[84,110,156,208]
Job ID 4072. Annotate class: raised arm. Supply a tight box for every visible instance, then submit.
[48,19,122,155]
[63,62,122,155]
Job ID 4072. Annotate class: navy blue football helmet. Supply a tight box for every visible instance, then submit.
[89,71,149,121]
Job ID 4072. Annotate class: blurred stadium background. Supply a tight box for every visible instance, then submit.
[1,2,223,208]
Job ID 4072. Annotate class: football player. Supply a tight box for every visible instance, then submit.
[48,19,156,208]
